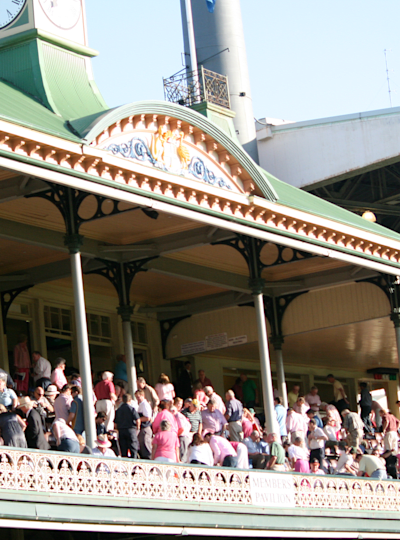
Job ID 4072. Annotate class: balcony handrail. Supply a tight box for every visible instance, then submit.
[163,67,231,110]
[0,447,399,511]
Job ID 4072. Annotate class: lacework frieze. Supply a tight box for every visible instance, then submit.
[1,449,400,511]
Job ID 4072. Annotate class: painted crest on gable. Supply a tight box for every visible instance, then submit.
[98,123,242,193]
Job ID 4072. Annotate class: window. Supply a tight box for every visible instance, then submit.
[44,306,73,338]
[88,314,112,344]
[131,321,147,344]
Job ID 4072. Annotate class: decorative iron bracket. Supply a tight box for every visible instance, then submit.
[1,285,33,333]
[160,315,191,359]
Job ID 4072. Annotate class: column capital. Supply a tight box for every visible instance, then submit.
[391,311,400,328]
[118,304,133,322]
[270,334,284,350]
[249,277,265,295]
[64,233,84,254]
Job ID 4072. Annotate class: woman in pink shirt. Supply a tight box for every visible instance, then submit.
[152,419,180,463]
[152,400,179,434]
[193,382,207,410]
[154,373,175,402]
[51,358,68,390]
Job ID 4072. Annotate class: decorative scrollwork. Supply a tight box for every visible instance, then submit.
[189,156,232,190]
[108,138,156,167]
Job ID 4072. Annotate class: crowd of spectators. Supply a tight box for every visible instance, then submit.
[0,341,399,480]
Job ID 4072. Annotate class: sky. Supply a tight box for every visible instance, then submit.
[86,0,400,123]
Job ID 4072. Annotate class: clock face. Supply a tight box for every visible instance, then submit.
[0,0,27,30]
[39,0,82,30]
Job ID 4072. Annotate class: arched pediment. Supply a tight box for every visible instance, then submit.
[69,101,278,201]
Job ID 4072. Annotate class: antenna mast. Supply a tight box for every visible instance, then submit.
[384,49,392,108]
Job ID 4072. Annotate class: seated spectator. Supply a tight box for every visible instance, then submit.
[288,437,310,473]
[243,430,267,469]
[152,419,180,463]
[305,386,321,412]
[32,386,54,414]
[96,412,108,435]
[77,434,92,455]
[193,382,208,409]
[44,385,59,407]
[204,431,238,468]
[310,458,325,475]
[334,447,357,476]
[92,434,116,458]
[229,440,249,469]
[52,418,80,453]
[0,374,17,410]
[201,399,226,436]
[182,398,202,435]
[265,433,286,471]
[17,396,50,450]
[0,403,27,448]
[187,433,214,466]
[154,373,175,402]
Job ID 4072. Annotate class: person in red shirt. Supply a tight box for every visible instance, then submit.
[94,371,117,432]
[194,370,213,389]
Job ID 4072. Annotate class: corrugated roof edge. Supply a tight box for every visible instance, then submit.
[260,166,400,243]
[70,100,278,202]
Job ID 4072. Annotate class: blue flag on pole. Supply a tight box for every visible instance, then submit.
[206,0,217,13]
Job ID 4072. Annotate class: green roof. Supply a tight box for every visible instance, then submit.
[262,168,400,243]
[0,78,82,143]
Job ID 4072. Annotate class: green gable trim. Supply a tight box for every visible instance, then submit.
[70,100,278,202]
[2,147,400,272]
[0,80,82,142]
[262,168,400,243]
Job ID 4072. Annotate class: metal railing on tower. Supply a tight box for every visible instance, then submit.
[163,66,231,109]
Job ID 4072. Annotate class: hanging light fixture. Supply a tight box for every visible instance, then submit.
[362,210,377,222]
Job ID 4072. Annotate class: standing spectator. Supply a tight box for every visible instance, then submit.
[152,400,178,434]
[201,398,226,436]
[53,384,73,422]
[152,420,180,463]
[137,377,159,415]
[342,409,364,449]
[0,374,17,410]
[326,374,349,413]
[13,334,30,394]
[32,351,52,387]
[287,384,300,409]
[182,398,202,435]
[294,396,309,417]
[68,386,85,435]
[380,409,400,452]
[307,418,328,466]
[225,390,243,442]
[355,451,387,480]
[321,402,342,433]
[274,398,288,441]
[94,371,117,432]
[172,397,192,462]
[17,396,50,450]
[359,382,373,433]
[286,408,307,443]
[371,400,383,430]
[115,394,140,458]
[323,417,339,453]
[52,418,80,453]
[305,387,321,412]
[288,437,309,472]
[135,389,153,459]
[204,386,226,414]
[44,384,59,407]
[187,433,214,466]
[0,368,14,390]
[240,373,258,408]
[193,382,208,409]
[0,404,27,448]
[306,409,323,429]
[231,377,244,403]
[265,433,286,471]
[204,432,238,467]
[177,361,193,400]
[51,358,68,391]
[194,369,213,389]
[155,373,175,402]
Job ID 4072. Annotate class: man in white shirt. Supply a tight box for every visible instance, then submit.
[135,389,153,459]
[308,418,328,465]
[335,447,356,476]
[32,351,52,385]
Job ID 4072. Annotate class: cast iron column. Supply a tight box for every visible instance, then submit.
[118,304,137,396]
[250,277,276,435]
[271,335,288,409]
[65,233,96,449]
[389,277,400,373]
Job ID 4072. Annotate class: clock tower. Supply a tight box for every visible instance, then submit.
[0,0,107,120]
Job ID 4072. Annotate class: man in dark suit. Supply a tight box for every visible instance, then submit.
[178,361,193,400]
[18,396,50,450]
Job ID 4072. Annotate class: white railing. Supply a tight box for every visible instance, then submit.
[0,448,399,511]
